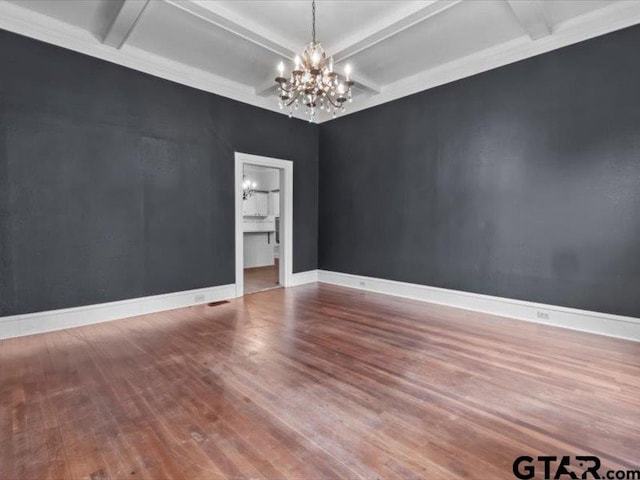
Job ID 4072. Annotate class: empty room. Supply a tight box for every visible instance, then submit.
[1,1,639,479]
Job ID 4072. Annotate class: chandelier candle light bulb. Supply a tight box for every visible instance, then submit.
[275,0,355,122]
[242,177,257,200]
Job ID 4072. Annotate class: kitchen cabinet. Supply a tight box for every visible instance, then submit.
[243,218,275,232]
[243,232,274,268]
[243,192,269,217]
[242,194,255,216]
[255,192,268,216]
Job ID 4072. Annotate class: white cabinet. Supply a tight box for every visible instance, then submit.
[269,191,280,216]
[243,192,269,217]
[243,233,274,268]
[243,218,275,233]
[255,192,268,216]
[243,194,256,216]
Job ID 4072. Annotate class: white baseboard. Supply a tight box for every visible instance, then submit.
[0,284,236,340]
[290,270,319,287]
[5,271,638,343]
[317,270,640,342]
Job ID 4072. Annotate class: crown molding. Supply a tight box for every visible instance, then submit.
[322,0,640,122]
[2,0,640,125]
[0,0,315,122]
[167,0,382,99]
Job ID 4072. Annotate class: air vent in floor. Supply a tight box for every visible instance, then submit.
[207,300,230,307]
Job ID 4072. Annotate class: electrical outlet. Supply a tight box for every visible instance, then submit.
[194,294,206,303]
[537,311,549,320]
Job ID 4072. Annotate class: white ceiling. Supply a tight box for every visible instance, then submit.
[1,0,640,122]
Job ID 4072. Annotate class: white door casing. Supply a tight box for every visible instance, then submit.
[235,152,293,297]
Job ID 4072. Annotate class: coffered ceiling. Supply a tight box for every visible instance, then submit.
[1,0,640,122]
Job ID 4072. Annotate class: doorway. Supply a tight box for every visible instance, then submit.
[234,153,293,297]
[242,164,279,293]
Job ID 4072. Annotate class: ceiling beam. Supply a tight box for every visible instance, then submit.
[174,0,461,67]
[349,71,381,96]
[332,0,462,63]
[165,0,456,99]
[102,0,150,49]
[506,0,552,40]
[255,79,279,98]
[164,1,382,97]
[165,0,296,58]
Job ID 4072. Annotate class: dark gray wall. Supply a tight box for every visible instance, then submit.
[0,30,318,316]
[319,25,640,318]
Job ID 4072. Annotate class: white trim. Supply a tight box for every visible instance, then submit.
[167,0,298,59]
[102,0,150,49]
[290,270,319,287]
[169,0,382,98]
[333,0,640,120]
[235,153,293,297]
[332,0,461,62]
[317,270,640,342]
[0,0,312,121]
[0,283,236,340]
[3,0,640,123]
[505,0,551,41]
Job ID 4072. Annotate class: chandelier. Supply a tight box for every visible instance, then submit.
[275,0,354,122]
[242,176,257,200]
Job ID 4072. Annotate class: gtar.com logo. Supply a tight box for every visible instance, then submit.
[512,455,640,480]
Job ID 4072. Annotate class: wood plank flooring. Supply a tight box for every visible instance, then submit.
[244,260,279,294]
[1,283,639,479]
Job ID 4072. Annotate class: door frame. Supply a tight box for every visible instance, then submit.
[235,152,293,297]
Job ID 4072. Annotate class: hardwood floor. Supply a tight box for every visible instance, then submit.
[1,283,639,479]
[244,259,279,294]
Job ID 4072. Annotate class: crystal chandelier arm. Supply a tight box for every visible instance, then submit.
[278,82,296,93]
[324,95,346,109]
[284,89,301,107]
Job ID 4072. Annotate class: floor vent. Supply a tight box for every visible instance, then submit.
[207,300,230,307]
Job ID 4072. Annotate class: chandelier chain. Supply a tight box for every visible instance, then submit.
[311,0,316,43]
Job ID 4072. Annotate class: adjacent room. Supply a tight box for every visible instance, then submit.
[1,1,639,479]
[242,164,281,294]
